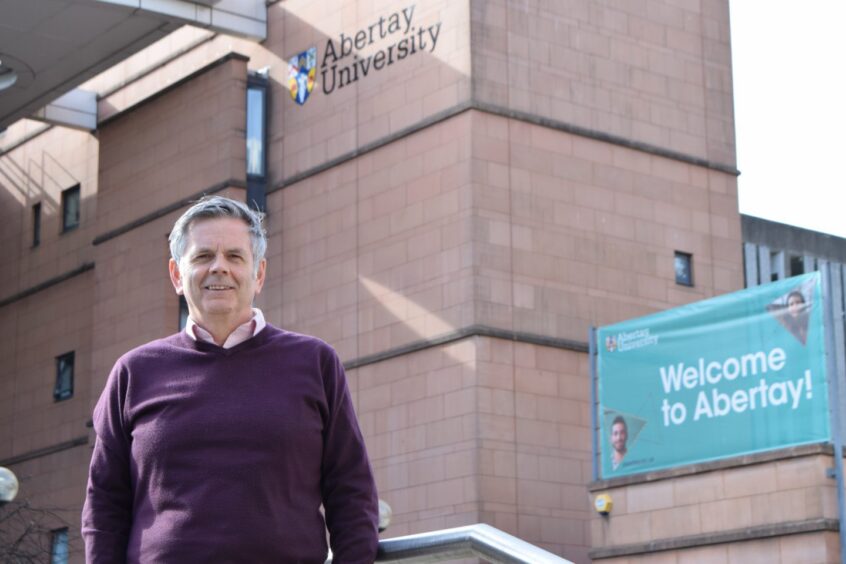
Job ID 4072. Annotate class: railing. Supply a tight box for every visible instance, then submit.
[374,523,573,563]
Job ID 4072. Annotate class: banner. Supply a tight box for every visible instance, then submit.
[597,272,829,478]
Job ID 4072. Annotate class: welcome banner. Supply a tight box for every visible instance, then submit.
[597,272,830,478]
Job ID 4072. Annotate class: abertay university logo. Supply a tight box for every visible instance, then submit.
[286,4,442,106]
[287,47,317,105]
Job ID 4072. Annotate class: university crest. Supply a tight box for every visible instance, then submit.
[288,47,317,105]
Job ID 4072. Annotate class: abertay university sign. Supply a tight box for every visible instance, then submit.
[597,272,830,478]
[287,4,442,105]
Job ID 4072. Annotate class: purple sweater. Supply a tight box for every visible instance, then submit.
[82,325,378,563]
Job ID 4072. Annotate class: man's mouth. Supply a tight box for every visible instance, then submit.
[204,285,234,291]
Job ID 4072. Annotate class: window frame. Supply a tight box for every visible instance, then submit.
[178,295,189,331]
[674,251,694,287]
[32,201,41,247]
[61,184,81,233]
[246,73,269,182]
[54,351,75,402]
[51,527,69,564]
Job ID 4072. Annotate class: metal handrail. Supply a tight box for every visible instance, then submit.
[374,523,573,563]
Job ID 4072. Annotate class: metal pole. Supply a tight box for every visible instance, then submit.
[821,264,846,563]
[589,326,599,482]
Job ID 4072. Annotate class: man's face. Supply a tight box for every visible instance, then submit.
[788,295,804,318]
[611,422,627,453]
[169,217,266,328]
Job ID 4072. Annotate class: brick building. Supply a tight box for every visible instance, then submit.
[4,1,833,562]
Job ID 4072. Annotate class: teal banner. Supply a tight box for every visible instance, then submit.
[598,272,830,478]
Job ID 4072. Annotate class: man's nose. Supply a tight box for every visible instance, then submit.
[209,253,229,272]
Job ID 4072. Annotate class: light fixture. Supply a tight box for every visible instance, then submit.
[0,59,18,91]
[0,466,19,506]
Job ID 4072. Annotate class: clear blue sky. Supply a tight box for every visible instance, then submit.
[730,1,846,238]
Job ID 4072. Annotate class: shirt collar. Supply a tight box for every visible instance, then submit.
[185,308,266,349]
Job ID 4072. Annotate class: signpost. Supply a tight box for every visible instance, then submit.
[595,272,829,479]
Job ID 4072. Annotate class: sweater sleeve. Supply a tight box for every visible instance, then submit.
[81,361,133,564]
[319,347,379,563]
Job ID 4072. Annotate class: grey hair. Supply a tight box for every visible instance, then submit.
[168,196,267,274]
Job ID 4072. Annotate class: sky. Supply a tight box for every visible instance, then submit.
[730,1,846,238]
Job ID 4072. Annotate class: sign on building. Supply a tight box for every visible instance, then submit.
[597,272,829,478]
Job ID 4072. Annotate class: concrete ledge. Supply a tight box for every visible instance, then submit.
[97,0,266,40]
[344,324,588,370]
[92,178,246,245]
[590,518,839,559]
[0,262,94,309]
[0,436,89,467]
[98,51,250,127]
[588,443,833,491]
[268,101,739,196]
[32,88,97,130]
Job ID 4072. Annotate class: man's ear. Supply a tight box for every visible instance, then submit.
[254,258,267,295]
[169,258,184,295]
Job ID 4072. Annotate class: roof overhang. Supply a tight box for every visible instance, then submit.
[0,0,266,131]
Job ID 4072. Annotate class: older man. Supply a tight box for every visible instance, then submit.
[82,196,378,563]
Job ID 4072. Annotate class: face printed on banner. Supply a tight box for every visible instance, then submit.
[611,419,628,454]
[787,292,805,319]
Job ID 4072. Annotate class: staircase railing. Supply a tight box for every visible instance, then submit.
[373,523,574,563]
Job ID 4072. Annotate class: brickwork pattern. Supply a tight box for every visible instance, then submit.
[471,0,736,167]
[591,455,838,553]
[0,125,97,298]
[96,57,247,237]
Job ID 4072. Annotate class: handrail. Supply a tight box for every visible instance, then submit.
[374,523,574,563]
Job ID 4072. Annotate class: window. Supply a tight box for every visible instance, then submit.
[674,251,693,286]
[32,202,41,247]
[54,351,74,401]
[789,255,803,277]
[61,184,80,232]
[178,295,189,331]
[51,528,69,564]
[246,76,268,179]
[769,250,784,281]
[246,70,269,212]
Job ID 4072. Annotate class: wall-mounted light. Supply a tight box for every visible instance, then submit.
[0,466,19,506]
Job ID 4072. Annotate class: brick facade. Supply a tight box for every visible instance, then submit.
[7,2,831,563]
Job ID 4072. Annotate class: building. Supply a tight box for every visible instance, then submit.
[2,1,802,562]
[588,214,846,563]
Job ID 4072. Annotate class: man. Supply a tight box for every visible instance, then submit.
[610,416,628,470]
[82,196,378,563]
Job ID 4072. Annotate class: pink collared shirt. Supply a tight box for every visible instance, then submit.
[185,308,267,349]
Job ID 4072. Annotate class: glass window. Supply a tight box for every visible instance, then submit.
[246,86,266,178]
[61,184,80,232]
[178,295,189,331]
[674,251,693,286]
[51,528,69,564]
[790,255,804,277]
[32,202,41,247]
[769,250,783,281]
[54,351,74,401]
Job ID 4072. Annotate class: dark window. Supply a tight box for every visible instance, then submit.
[51,528,69,564]
[790,255,804,277]
[674,251,693,286]
[178,295,190,331]
[61,184,80,232]
[54,351,74,401]
[32,202,41,246]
